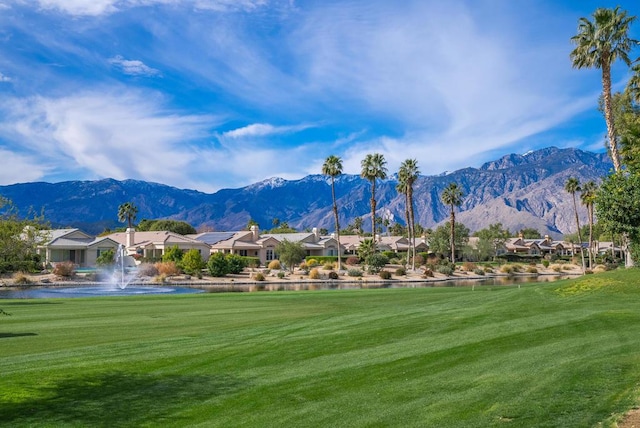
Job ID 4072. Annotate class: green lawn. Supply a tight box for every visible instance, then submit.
[2,271,640,427]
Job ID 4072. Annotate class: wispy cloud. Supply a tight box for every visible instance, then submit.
[0,72,11,82]
[29,0,270,16]
[220,123,314,139]
[108,56,160,77]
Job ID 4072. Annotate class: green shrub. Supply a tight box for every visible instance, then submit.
[382,251,396,260]
[226,254,246,274]
[395,267,406,276]
[207,253,228,277]
[347,268,363,277]
[162,245,183,263]
[181,249,205,275]
[542,259,550,268]
[268,260,282,270]
[437,265,454,276]
[96,249,115,266]
[306,258,319,267]
[323,262,335,270]
[379,270,392,280]
[366,253,389,274]
[242,257,261,268]
[277,271,285,279]
[309,268,320,279]
[473,268,485,276]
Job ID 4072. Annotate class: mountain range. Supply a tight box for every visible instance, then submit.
[0,147,613,237]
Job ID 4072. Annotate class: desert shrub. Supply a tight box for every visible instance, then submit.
[277,271,285,279]
[347,268,363,277]
[542,259,550,268]
[526,266,538,274]
[53,261,75,277]
[585,269,594,274]
[511,264,523,273]
[423,268,434,278]
[328,271,339,280]
[181,249,205,275]
[346,257,360,266]
[268,260,282,270]
[593,264,608,273]
[254,272,265,281]
[298,262,309,274]
[500,264,514,274]
[551,264,563,272]
[462,261,476,272]
[226,254,246,275]
[12,272,32,285]
[306,258,319,267]
[473,268,485,276]
[484,266,494,274]
[395,267,406,276]
[323,262,335,270]
[379,270,392,280]
[437,265,454,276]
[561,264,575,271]
[155,261,180,276]
[137,263,159,277]
[309,268,321,279]
[411,254,425,266]
[153,273,167,283]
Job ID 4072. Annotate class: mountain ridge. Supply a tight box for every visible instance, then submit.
[0,147,613,236]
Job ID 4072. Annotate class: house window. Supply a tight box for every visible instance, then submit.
[239,250,248,257]
[266,249,274,261]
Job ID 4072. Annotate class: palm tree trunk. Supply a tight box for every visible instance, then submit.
[371,180,377,242]
[572,194,586,273]
[450,207,456,264]
[331,178,342,271]
[408,187,416,271]
[602,61,622,172]
[588,204,594,268]
[404,192,411,267]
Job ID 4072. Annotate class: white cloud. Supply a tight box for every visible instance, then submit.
[220,123,313,139]
[0,90,219,189]
[0,72,11,82]
[0,148,48,185]
[109,56,160,76]
[29,0,269,16]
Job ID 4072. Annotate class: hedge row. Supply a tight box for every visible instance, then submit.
[0,261,41,274]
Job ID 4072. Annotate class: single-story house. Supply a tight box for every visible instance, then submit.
[38,228,121,267]
[106,228,211,260]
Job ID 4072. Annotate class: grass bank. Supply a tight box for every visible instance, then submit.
[1,270,640,427]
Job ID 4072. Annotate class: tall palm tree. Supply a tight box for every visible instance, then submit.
[570,6,638,172]
[581,180,598,268]
[398,159,420,270]
[441,182,463,264]
[565,177,586,272]
[117,202,138,229]
[322,155,344,271]
[396,175,411,266]
[360,153,388,242]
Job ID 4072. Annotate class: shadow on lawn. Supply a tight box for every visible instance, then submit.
[0,332,37,338]
[1,371,245,426]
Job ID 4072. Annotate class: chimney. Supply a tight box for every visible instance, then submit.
[250,225,259,242]
[312,227,319,241]
[126,227,135,248]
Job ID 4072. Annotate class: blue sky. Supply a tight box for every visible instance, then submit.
[0,0,637,192]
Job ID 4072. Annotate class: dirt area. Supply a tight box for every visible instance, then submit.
[618,408,640,427]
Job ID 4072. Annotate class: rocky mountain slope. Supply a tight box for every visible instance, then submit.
[0,147,612,236]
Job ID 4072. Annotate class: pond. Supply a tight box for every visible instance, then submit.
[0,275,569,299]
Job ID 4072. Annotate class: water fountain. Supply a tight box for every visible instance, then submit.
[112,244,136,289]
